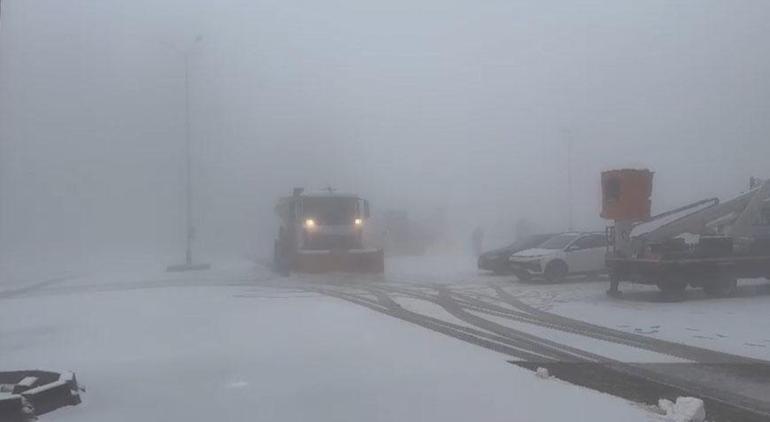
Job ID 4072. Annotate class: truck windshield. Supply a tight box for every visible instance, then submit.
[539,234,580,250]
[302,197,358,225]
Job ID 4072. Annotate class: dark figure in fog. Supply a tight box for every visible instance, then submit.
[274,226,292,276]
[471,227,484,257]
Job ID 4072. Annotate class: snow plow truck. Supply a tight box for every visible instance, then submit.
[273,188,385,274]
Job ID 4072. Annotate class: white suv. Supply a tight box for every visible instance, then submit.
[508,232,607,282]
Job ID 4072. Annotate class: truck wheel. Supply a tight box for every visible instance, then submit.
[656,280,686,301]
[702,277,737,297]
[606,272,622,297]
[544,261,568,283]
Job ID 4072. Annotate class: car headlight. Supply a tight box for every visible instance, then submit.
[304,219,316,229]
[354,218,363,226]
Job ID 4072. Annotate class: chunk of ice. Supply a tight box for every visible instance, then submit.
[659,397,705,422]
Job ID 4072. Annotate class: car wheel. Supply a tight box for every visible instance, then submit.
[544,260,568,283]
[702,276,737,297]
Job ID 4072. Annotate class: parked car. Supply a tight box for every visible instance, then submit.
[477,234,556,275]
[508,232,607,282]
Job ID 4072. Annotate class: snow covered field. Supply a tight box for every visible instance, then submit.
[0,257,664,422]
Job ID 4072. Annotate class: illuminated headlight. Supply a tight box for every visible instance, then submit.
[304,219,316,229]
[354,218,363,226]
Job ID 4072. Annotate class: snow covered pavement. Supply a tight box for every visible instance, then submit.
[0,259,664,422]
[502,276,770,362]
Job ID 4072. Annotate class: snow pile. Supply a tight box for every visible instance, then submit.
[658,397,705,422]
[535,367,551,379]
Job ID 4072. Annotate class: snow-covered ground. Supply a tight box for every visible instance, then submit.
[502,276,770,361]
[0,257,663,422]
[369,253,769,363]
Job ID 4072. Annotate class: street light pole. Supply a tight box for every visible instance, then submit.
[167,37,209,272]
[183,52,193,266]
[0,0,3,278]
[561,128,575,232]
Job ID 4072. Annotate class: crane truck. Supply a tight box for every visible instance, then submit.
[273,188,385,274]
[602,170,770,299]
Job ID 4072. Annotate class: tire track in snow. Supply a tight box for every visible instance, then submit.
[311,287,557,362]
[488,285,767,365]
[322,282,770,420]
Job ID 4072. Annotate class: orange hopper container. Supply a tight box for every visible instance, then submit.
[601,169,653,221]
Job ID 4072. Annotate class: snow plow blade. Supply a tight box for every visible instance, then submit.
[294,249,384,273]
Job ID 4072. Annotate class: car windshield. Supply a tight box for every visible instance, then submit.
[506,234,551,250]
[2,2,769,422]
[538,234,580,250]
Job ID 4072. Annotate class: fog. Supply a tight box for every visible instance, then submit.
[1,0,769,273]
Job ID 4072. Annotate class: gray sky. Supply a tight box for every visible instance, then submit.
[1,0,769,267]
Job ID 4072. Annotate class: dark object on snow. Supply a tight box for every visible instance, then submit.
[511,361,770,422]
[0,370,82,421]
